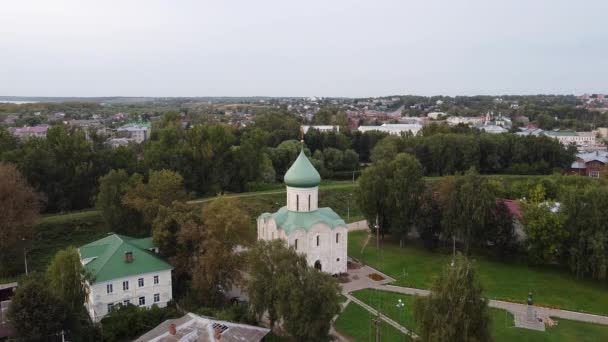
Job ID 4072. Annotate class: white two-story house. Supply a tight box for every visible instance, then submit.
[79,234,173,322]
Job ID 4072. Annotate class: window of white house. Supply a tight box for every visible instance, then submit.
[107,303,114,313]
[296,195,299,211]
[123,299,130,306]
[295,239,298,250]
[139,296,146,306]
[106,283,113,294]
[138,278,144,287]
[308,194,311,210]
[154,293,160,303]
[316,235,320,246]
[123,281,129,291]
[153,275,159,285]
[336,233,339,244]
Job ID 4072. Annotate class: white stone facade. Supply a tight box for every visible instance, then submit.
[86,270,172,322]
[257,217,348,274]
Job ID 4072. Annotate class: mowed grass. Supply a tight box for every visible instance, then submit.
[349,231,608,315]
[334,301,412,342]
[351,288,608,342]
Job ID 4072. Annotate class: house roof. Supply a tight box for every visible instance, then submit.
[284,149,321,188]
[134,313,270,342]
[79,234,172,283]
[498,199,522,219]
[570,151,608,168]
[260,206,346,235]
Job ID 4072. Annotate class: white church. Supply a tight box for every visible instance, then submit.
[257,148,348,274]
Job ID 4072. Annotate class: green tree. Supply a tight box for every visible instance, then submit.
[0,162,43,275]
[357,160,392,238]
[388,153,425,246]
[46,247,90,314]
[562,186,608,279]
[416,189,443,251]
[8,276,70,342]
[442,168,496,254]
[414,256,492,342]
[188,196,250,306]
[246,239,340,341]
[523,185,568,264]
[123,169,189,224]
[245,239,300,328]
[96,169,145,236]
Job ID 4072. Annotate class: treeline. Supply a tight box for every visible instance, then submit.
[371,124,575,175]
[0,111,574,213]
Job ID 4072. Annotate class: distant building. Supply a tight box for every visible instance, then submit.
[474,124,508,134]
[9,125,50,139]
[446,116,483,126]
[358,123,422,136]
[134,313,270,342]
[116,122,151,143]
[301,125,339,134]
[427,112,447,120]
[79,234,173,322]
[570,150,608,178]
[543,131,596,146]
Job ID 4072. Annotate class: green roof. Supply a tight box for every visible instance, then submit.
[79,234,172,283]
[543,131,577,136]
[260,206,346,235]
[284,149,321,188]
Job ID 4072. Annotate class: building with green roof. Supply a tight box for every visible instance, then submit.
[79,234,173,322]
[257,148,348,274]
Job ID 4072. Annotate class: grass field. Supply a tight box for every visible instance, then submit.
[334,301,413,342]
[349,231,608,315]
[348,288,608,342]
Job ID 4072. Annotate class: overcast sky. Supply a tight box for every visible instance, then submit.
[1,0,607,97]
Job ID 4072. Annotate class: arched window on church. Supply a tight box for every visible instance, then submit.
[336,233,339,244]
[316,235,320,247]
[296,195,299,211]
[308,194,311,210]
[295,239,298,250]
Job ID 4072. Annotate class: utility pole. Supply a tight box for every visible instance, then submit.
[372,310,382,342]
[375,215,380,249]
[24,247,28,276]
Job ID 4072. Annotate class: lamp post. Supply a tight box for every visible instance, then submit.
[347,193,352,222]
[396,298,407,341]
[22,237,28,276]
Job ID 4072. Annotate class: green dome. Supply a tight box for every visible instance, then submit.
[284,149,321,188]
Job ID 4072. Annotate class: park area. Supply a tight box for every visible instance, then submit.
[348,231,608,315]
[335,289,608,342]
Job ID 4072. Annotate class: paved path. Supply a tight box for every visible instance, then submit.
[373,284,608,326]
[345,293,418,339]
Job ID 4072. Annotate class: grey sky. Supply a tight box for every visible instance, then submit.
[1,0,607,97]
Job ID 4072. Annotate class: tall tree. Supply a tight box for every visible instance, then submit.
[388,153,425,246]
[96,169,145,236]
[46,247,90,314]
[414,256,492,342]
[0,162,43,275]
[357,160,392,238]
[442,168,496,254]
[123,169,189,224]
[522,184,568,264]
[189,196,250,306]
[8,276,70,342]
[246,239,341,341]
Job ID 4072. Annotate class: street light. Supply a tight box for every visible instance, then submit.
[21,237,28,276]
[396,298,407,341]
[347,193,352,222]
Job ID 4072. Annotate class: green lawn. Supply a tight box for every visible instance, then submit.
[349,231,608,315]
[351,288,608,342]
[334,301,412,342]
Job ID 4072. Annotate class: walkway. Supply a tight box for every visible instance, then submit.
[373,284,608,326]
